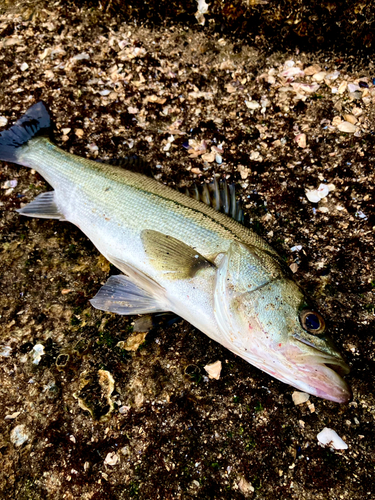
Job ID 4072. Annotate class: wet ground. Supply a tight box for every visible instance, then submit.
[0,1,374,499]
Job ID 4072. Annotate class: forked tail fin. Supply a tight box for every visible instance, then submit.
[0,101,51,164]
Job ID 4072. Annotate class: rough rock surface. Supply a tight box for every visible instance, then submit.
[0,1,374,499]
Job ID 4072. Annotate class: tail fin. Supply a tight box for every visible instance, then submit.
[0,101,52,163]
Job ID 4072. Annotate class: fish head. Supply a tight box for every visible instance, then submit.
[214,246,351,403]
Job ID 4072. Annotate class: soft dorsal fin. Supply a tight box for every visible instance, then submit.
[184,178,244,224]
[96,158,244,224]
[96,155,152,176]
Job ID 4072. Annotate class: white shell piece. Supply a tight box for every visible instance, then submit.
[306,183,330,203]
[0,345,12,357]
[305,190,321,203]
[317,427,348,450]
[337,121,357,133]
[104,452,119,466]
[32,344,45,365]
[204,360,222,380]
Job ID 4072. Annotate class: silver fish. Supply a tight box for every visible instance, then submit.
[0,102,351,402]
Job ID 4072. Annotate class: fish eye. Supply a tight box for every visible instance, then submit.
[299,310,325,335]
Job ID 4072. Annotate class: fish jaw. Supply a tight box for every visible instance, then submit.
[231,339,351,403]
[282,340,351,403]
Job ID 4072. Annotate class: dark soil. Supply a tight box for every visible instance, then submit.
[0,1,374,499]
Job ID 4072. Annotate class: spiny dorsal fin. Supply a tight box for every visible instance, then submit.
[184,178,244,224]
[141,229,215,280]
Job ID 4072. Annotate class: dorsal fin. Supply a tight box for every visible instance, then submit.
[184,178,244,224]
[97,157,244,224]
[96,155,152,176]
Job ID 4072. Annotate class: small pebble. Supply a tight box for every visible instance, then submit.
[119,405,131,414]
[312,71,326,82]
[73,52,90,61]
[20,62,29,71]
[215,154,222,164]
[295,133,306,148]
[87,143,99,152]
[343,114,357,125]
[337,81,347,94]
[117,332,147,351]
[304,64,321,76]
[0,116,8,127]
[245,100,260,110]
[318,206,329,213]
[2,179,17,189]
[10,424,29,447]
[289,263,298,273]
[347,83,360,93]
[238,476,254,495]
[359,81,369,88]
[5,411,21,420]
[292,391,310,405]
[127,106,139,114]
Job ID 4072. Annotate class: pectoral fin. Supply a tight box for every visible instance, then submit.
[16,191,64,220]
[141,229,215,280]
[90,275,169,315]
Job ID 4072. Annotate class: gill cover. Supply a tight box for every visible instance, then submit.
[213,241,285,355]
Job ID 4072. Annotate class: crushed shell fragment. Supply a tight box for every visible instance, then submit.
[204,360,222,380]
[317,427,348,450]
[31,344,45,365]
[117,332,148,351]
[337,121,357,133]
[10,424,29,447]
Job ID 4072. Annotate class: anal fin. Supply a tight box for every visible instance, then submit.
[90,274,170,315]
[16,191,64,220]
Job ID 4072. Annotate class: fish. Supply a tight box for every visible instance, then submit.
[0,101,351,403]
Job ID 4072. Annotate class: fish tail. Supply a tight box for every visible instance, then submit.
[0,101,51,164]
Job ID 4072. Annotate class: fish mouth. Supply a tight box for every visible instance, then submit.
[292,338,351,403]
